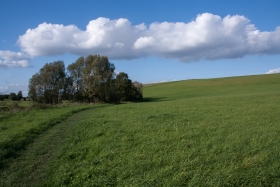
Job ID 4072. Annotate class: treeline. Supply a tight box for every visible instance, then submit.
[0,91,23,101]
[28,55,143,104]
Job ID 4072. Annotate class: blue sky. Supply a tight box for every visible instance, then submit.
[0,0,280,96]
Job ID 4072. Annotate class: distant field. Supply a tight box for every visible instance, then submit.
[1,74,280,186]
[0,100,31,108]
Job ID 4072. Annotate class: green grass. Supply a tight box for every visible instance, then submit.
[1,74,280,186]
[0,100,31,112]
[144,74,280,100]
[0,104,98,169]
[17,100,32,107]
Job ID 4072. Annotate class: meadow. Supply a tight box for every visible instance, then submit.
[0,74,280,186]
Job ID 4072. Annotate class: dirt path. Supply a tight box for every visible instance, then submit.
[0,108,94,187]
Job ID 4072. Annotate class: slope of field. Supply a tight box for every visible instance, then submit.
[1,74,280,186]
[144,74,280,100]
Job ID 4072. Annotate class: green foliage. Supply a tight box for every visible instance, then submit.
[29,55,143,104]
[8,92,17,101]
[0,94,9,100]
[28,61,69,104]
[6,91,23,101]
[133,81,143,93]
[114,73,143,102]
[67,56,85,102]
[83,55,116,102]
[16,91,23,100]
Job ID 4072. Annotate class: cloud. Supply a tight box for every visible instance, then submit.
[0,50,31,68]
[0,83,27,95]
[8,83,25,87]
[152,79,178,84]
[266,68,280,74]
[18,18,146,59]
[15,13,280,62]
[114,69,120,75]
[134,36,155,49]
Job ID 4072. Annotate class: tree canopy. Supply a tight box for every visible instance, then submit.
[29,55,143,104]
[17,91,23,100]
[29,61,69,104]
[9,92,17,101]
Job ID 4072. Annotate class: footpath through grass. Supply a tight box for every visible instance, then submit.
[1,74,280,186]
[0,104,97,169]
[0,107,101,186]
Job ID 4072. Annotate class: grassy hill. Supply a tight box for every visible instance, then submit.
[1,74,280,186]
[144,74,280,99]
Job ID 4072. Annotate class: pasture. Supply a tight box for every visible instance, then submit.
[1,74,280,186]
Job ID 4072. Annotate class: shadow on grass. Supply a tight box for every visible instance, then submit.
[142,97,170,102]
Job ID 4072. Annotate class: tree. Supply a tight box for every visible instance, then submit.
[115,73,143,102]
[4,94,9,99]
[133,81,143,94]
[17,91,23,100]
[28,73,43,102]
[130,84,143,101]
[28,61,69,104]
[67,56,85,102]
[9,92,17,101]
[115,72,132,101]
[0,95,4,101]
[82,55,115,103]
[131,81,143,100]
[28,55,143,104]
[61,76,75,101]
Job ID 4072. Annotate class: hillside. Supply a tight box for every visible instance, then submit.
[1,73,280,186]
[144,74,280,100]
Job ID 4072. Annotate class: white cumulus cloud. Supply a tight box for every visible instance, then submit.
[14,13,280,62]
[266,68,280,74]
[18,18,146,59]
[0,50,31,68]
[134,36,155,49]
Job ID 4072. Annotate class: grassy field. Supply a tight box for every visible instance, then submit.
[0,104,100,168]
[0,74,280,186]
[0,100,32,112]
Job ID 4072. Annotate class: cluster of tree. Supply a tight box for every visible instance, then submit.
[0,95,8,101]
[28,55,143,104]
[0,91,23,101]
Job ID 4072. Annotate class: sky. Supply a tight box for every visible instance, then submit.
[0,0,280,96]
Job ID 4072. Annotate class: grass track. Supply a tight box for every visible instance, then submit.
[1,74,280,186]
[0,104,98,169]
[0,108,98,186]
